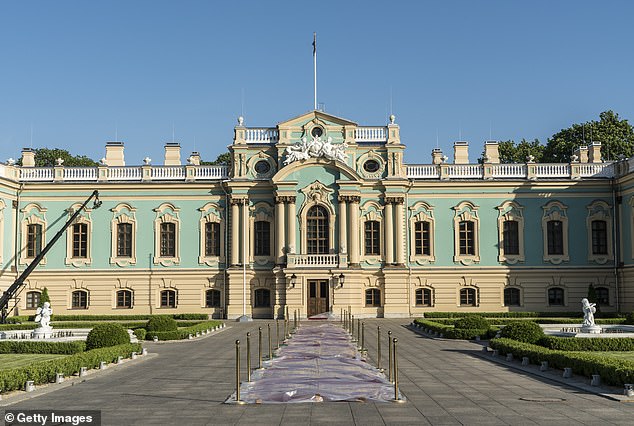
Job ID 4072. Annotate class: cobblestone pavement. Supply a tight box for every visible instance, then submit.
[2,319,634,425]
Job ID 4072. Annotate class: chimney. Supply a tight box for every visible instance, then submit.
[431,148,443,165]
[453,141,469,164]
[164,143,181,166]
[188,151,201,165]
[589,142,602,163]
[573,146,589,163]
[105,142,125,166]
[21,148,36,167]
[483,141,500,164]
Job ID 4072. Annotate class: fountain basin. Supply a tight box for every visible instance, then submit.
[541,324,634,338]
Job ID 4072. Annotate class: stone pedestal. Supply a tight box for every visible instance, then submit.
[581,325,602,334]
[31,326,53,339]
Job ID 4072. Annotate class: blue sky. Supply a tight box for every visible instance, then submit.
[1,1,633,164]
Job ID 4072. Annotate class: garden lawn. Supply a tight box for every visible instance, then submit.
[0,354,67,370]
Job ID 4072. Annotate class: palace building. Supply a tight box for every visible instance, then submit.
[0,110,633,319]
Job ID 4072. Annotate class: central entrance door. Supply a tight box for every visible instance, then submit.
[307,280,329,317]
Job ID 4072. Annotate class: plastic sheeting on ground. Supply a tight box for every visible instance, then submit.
[232,323,400,403]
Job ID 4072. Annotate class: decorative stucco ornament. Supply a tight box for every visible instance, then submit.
[283,136,348,166]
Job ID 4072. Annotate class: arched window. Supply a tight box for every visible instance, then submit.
[548,287,564,306]
[415,288,432,306]
[254,289,270,308]
[72,290,88,309]
[595,287,609,306]
[504,288,521,307]
[116,290,133,309]
[26,224,43,258]
[206,289,221,308]
[160,290,177,308]
[460,288,477,306]
[364,220,380,255]
[26,291,41,309]
[365,288,381,307]
[307,206,329,254]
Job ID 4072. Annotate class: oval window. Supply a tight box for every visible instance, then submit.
[363,160,380,173]
[311,127,324,138]
[254,160,271,174]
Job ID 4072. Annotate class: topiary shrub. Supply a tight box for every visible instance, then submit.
[454,315,490,330]
[133,328,147,341]
[146,315,178,333]
[499,320,544,344]
[85,323,130,350]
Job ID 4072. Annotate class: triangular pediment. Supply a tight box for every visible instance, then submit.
[277,110,358,128]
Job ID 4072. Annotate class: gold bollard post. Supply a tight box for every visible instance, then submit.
[276,320,280,349]
[258,327,262,369]
[235,340,246,404]
[356,318,361,345]
[284,319,288,340]
[391,338,404,403]
[361,322,366,353]
[268,323,272,360]
[246,332,251,382]
[340,308,343,325]
[351,315,356,341]
[388,330,393,383]
[377,325,382,371]
[294,310,297,331]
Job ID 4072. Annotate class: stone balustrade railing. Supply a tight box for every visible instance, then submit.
[355,127,387,142]
[13,165,228,182]
[287,254,341,268]
[244,128,279,143]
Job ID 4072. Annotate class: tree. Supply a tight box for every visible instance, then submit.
[543,110,634,163]
[587,284,600,315]
[480,139,544,163]
[201,152,231,166]
[38,287,51,308]
[18,148,99,167]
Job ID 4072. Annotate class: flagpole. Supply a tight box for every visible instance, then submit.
[313,32,317,110]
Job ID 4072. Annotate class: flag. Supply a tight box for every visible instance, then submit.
[313,32,316,56]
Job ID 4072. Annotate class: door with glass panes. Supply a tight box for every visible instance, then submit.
[307,280,329,317]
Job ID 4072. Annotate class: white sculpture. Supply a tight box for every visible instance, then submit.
[284,136,348,165]
[581,298,596,327]
[35,302,53,329]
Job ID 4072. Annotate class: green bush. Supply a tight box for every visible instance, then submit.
[454,315,490,330]
[0,341,85,354]
[413,319,495,340]
[423,312,624,319]
[146,316,178,333]
[500,321,544,344]
[14,313,208,322]
[539,336,634,351]
[148,321,223,341]
[173,314,208,320]
[489,338,634,386]
[133,328,147,341]
[85,323,130,350]
[0,343,142,394]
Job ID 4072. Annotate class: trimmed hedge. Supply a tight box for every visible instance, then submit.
[0,341,86,354]
[499,321,544,344]
[146,316,178,333]
[413,319,495,340]
[86,323,130,350]
[0,343,142,394]
[489,338,634,386]
[133,328,147,341]
[423,312,624,319]
[423,317,626,326]
[454,315,490,330]
[9,313,209,322]
[148,321,223,341]
[539,336,634,351]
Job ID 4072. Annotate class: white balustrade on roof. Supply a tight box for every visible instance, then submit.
[406,165,440,179]
[19,167,54,181]
[578,162,614,178]
[108,167,143,181]
[446,164,483,179]
[194,165,228,180]
[355,127,387,142]
[534,163,570,178]
[63,167,98,181]
[151,166,186,180]
[490,163,527,178]
[245,128,279,143]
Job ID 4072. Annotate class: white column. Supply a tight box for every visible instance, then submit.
[395,198,405,265]
[385,199,394,265]
[348,196,360,265]
[230,199,240,266]
[287,197,297,254]
[275,197,286,264]
[338,196,347,254]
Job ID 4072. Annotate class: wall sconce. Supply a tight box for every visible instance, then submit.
[338,273,345,288]
[290,274,297,288]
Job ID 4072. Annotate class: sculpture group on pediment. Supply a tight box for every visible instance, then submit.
[283,136,348,165]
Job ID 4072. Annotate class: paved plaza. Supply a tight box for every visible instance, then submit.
[2,319,634,425]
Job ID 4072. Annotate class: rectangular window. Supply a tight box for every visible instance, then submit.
[26,292,40,309]
[459,221,475,256]
[365,289,381,307]
[72,223,88,258]
[547,220,563,255]
[117,223,133,257]
[161,290,176,308]
[160,222,176,257]
[116,290,132,308]
[414,221,431,256]
[591,220,608,255]
[26,224,43,258]
[72,291,88,309]
[502,220,519,255]
[254,221,270,256]
[205,222,221,257]
[364,221,380,255]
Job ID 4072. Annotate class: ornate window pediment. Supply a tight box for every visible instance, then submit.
[586,200,613,265]
[542,200,569,264]
[409,201,435,264]
[453,201,480,265]
[497,201,525,264]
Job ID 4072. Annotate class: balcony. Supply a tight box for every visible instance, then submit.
[286,254,347,268]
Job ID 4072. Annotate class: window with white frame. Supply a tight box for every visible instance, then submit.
[409,202,435,264]
[542,201,569,264]
[65,203,93,267]
[153,204,180,266]
[116,289,133,308]
[110,204,137,266]
[21,204,47,266]
[160,289,177,308]
[250,203,274,263]
[497,201,525,264]
[586,200,613,264]
[198,203,225,265]
[71,290,88,309]
[460,288,477,306]
[453,201,480,264]
[206,289,221,308]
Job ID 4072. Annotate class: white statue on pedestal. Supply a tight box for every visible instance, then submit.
[581,298,596,326]
[33,302,53,339]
